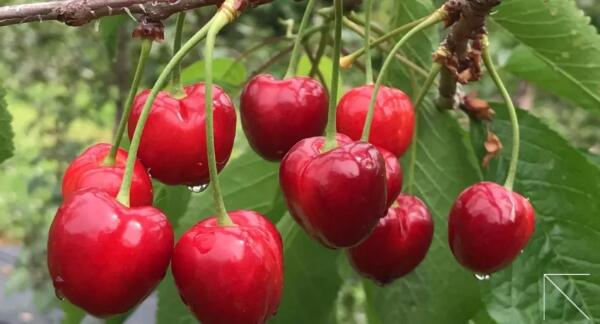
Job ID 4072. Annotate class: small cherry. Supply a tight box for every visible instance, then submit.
[336,85,415,157]
[62,143,153,207]
[448,181,535,275]
[172,211,283,324]
[280,134,388,248]
[128,83,236,186]
[347,194,433,285]
[47,189,173,317]
[380,147,403,208]
[240,74,328,161]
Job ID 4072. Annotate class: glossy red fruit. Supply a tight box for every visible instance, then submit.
[448,181,535,274]
[280,135,388,248]
[62,143,153,207]
[129,83,236,186]
[172,211,283,324]
[380,147,403,208]
[347,194,433,285]
[47,189,173,317]
[240,74,328,161]
[336,85,415,157]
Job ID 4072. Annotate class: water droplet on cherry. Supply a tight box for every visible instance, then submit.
[54,289,65,301]
[188,184,209,193]
[475,273,491,281]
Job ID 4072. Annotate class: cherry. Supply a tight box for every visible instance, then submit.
[240,74,328,161]
[280,135,388,248]
[172,210,283,324]
[128,83,236,186]
[448,181,535,275]
[47,189,173,317]
[380,147,403,208]
[347,194,433,285]
[336,85,415,157]
[62,143,153,207]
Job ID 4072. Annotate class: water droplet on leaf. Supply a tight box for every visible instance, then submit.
[188,184,209,193]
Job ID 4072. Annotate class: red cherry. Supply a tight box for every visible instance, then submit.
[448,181,535,274]
[47,189,173,317]
[280,135,388,248]
[336,85,415,157]
[240,74,328,161]
[128,83,236,186]
[379,147,403,208]
[62,143,153,207]
[347,194,433,285]
[172,211,283,324]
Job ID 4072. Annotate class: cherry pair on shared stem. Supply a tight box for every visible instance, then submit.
[128,83,236,186]
[173,211,283,324]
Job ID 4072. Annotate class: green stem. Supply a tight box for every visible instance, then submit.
[104,39,153,167]
[340,17,425,68]
[170,12,187,97]
[481,37,519,191]
[406,63,441,194]
[115,16,215,207]
[309,26,329,80]
[363,0,373,84]
[364,8,446,142]
[205,10,234,226]
[284,0,316,78]
[322,0,344,151]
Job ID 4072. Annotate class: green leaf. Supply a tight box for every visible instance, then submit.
[181,58,248,94]
[153,183,191,225]
[0,84,14,164]
[60,302,85,324]
[99,16,128,61]
[493,0,600,116]
[470,104,600,322]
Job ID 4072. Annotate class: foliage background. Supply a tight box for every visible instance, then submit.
[0,0,600,323]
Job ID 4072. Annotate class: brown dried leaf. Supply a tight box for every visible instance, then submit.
[482,127,503,168]
[462,92,495,120]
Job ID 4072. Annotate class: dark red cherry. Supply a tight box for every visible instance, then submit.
[47,189,173,317]
[128,83,236,186]
[280,134,388,248]
[448,181,535,274]
[62,143,153,207]
[347,194,433,285]
[240,74,328,161]
[380,147,403,208]
[172,211,283,324]
[336,85,415,157]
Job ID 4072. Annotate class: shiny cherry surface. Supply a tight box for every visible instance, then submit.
[448,181,535,274]
[172,211,283,324]
[380,147,403,208]
[347,194,433,285]
[336,85,415,157]
[47,189,173,317]
[128,83,236,186]
[240,74,328,161]
[280,135,388,248]
[62,143,153,207]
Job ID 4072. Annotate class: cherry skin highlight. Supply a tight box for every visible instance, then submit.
[47,189,173,317]
[172,211,283,324]
[280,134,388,248]
[448,181,535,274]
[380,147,403,208]
[128,83,236,186]
[347,194,433,285]
[336,85,415,157]
[61,143,153,207]
[240,74,328,161]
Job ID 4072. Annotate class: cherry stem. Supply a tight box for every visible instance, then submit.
[363,0,373,84]
[322,0,343,152]
[205,6,236,226]
[115,16,216,207]
[481,36,519,191]
[340,17,424,69]
[362,8,447,142]
[104,39,153,167]
[284,0,316,79]
[406,62,441,194]
[170,12,187,98]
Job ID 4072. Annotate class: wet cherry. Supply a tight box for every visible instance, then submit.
[240,74,328,161]
[62,143,153,207]
[128,83,236,186]
[172,211,283,324]
[448,181,535,274]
